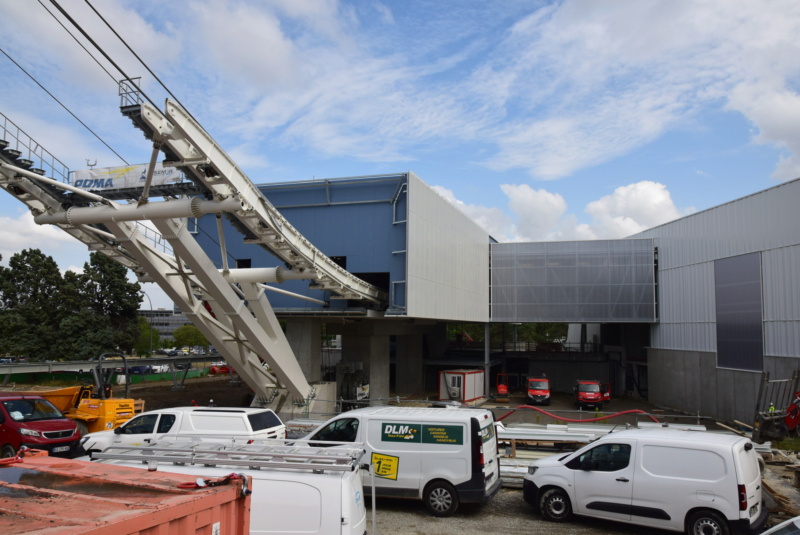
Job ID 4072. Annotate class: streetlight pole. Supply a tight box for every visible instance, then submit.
[140,291,153,356]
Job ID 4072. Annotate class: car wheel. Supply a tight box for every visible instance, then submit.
[423,480,459,517]
[0,444,16,458]
[686,510,730,535]
[539,488,572,522]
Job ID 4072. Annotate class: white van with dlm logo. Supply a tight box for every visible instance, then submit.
[305,405,501,516]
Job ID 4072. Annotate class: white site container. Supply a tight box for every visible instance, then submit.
[438,369,485,402]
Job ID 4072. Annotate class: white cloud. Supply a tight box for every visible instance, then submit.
[8,0,798,182]
[2,211,74,259]
[499,184,567,240]
[436,180,689,242]
[472,0,800,179]
[582,181,687,238]
[373,3,395,25]
[727,82,800,181]
[431,186,514,241]
[3,212,174,309]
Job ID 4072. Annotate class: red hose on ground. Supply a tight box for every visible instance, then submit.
[495,405,660,424]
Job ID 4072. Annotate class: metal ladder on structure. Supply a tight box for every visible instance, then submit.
[0,80,388,414]
[92,437,365,473]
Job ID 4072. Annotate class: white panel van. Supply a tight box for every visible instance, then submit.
[89,438,367,535]
[79,407,286,454]
[305,405,501,516]
[523,428,768,535]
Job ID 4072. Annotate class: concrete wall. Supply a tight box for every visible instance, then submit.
[647,347,765,422]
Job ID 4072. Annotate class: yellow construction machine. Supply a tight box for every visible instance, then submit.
[19,353,144,435]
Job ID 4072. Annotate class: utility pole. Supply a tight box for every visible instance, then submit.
[140,291,153,356]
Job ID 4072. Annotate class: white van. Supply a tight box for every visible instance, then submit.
[523,428,768,535]
[305,405,501,516]
[79,407,286,454]
[90,437,367,535]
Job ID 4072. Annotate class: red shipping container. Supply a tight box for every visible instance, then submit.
[0,451,251,534]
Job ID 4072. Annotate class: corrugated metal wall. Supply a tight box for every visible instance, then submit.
[650,262,716,351]
[636,178,800,422]
[405,172,490,322]
[637,178,800,357]
[763,244,800,356]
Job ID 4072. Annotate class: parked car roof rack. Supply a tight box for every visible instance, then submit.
[93,437,365,473]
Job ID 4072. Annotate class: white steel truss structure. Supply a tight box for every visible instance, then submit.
[0,86,388,411]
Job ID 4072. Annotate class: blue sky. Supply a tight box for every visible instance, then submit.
[2,0,800,309]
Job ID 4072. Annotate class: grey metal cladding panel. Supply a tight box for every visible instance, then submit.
[765,321,800,356]
[762,245,800,321]
[715,253,764,371]
[406,173,489,321]
[658,263,716,324]
[652,322,717,352]
[634,179,800,270]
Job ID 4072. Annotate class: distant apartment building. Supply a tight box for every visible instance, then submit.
[137,309,190,342]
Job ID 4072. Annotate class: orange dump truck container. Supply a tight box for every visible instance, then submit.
[0,452,251,534]
[16,386,82,413]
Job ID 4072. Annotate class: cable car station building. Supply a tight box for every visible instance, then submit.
[193,172,800,423]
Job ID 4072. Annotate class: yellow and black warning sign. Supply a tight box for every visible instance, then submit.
[371,452,400,480]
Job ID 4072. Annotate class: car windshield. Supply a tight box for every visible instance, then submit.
[578,383,600,393]
[2,398,64,421]
[529,381,548,389]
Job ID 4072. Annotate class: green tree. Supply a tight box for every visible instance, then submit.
[0,249,67,360]
[81,252,142,353]
[173,324,208,350]
[135,316,160,356]
[0,249,144,360]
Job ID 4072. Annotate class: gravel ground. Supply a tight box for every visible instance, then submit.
[366,488,664,535]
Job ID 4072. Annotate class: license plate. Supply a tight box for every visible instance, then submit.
[749,503,758,517]
[52,446,70,453]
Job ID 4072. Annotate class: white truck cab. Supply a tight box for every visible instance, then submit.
[305,405,501,516]
[523,428,768,535]
[79,406,286,454]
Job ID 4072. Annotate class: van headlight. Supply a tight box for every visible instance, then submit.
[528,466,538,476]
[20,428,41,437]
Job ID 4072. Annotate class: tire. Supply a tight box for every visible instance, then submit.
[423,480,459,517]
[539,488,572,522]
[686,510,730,535]
[76,421,89,437]
[0,444,16,458]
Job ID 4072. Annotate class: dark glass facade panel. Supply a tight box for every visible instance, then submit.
[715,253,763,371]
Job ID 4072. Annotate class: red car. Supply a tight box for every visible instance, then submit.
[0,393,80,458]
[573,380,610,410]
[208,362,230,375]
[526,377,551,405]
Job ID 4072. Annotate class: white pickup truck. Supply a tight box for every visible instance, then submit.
[79,406,286,454]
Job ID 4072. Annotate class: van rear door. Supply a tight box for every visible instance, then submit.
[479,413,500,494]
[735,441,762,525]
[341,468,367,535]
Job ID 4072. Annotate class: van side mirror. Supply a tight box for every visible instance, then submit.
[114,426,123,435]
